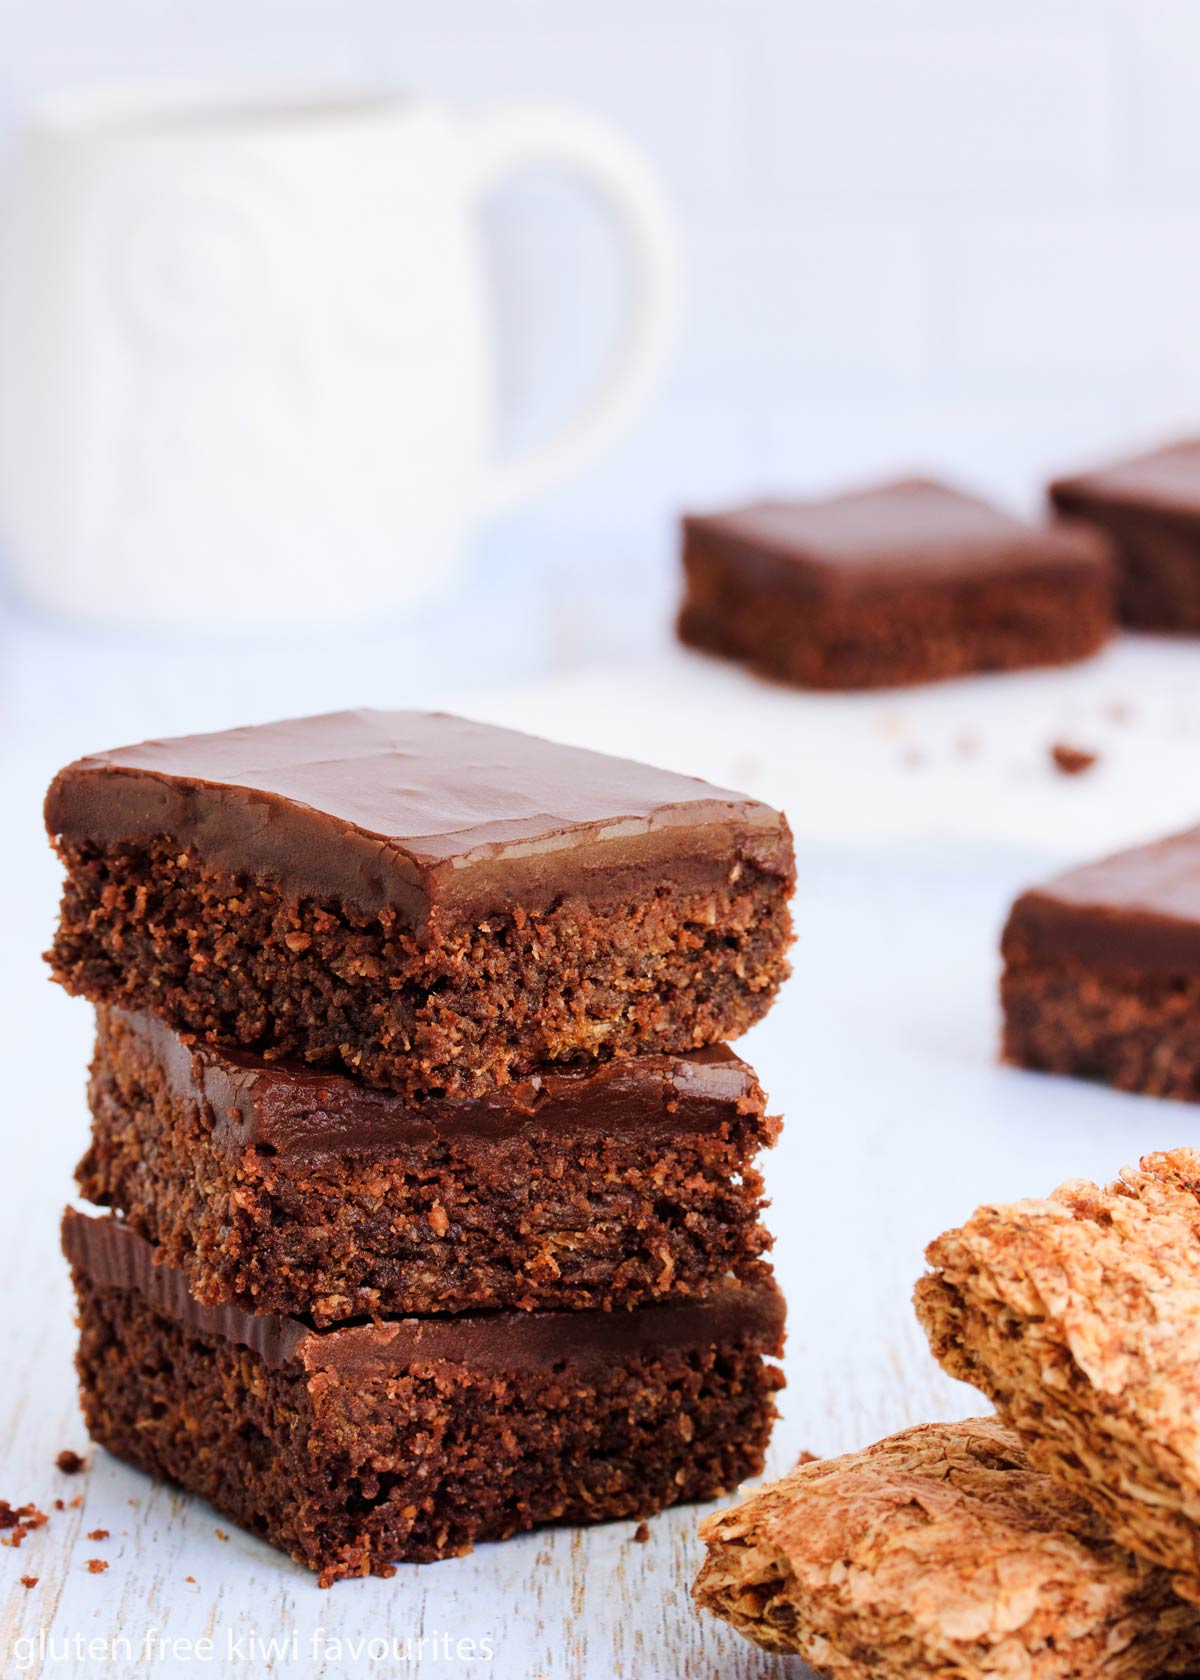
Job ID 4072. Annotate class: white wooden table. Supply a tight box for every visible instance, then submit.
[3,633,1199,1679]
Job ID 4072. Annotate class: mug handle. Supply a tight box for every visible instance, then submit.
[467,102,677,517]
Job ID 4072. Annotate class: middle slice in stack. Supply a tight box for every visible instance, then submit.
[80,1007,779,1322]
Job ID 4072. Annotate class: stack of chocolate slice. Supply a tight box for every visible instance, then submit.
[44,709,796,1584]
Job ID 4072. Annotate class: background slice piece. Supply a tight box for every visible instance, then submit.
[693,1416,1200,1679]
[916,1151,1200,1603]
[679,477,1113,690]
[1002,826,1200,1100]
[1050,439,1200,631]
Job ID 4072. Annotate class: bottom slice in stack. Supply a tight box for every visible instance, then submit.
[64,1211,785,1586]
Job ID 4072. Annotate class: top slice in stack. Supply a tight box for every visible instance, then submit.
[45,708,796,1100]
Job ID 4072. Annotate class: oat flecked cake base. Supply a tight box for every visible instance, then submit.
[65,1211,786,1586]
[693,1418,1200,1679]
[1001,949,1200,1099]
[679,568,1111,691]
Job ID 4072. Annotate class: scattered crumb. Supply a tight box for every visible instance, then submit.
[1050,741,1098,776]
[86,1528,109,1542]
[185,1575,196,1584]
[794,1450,821,1467]
[53,1500,64,1512]
[215,1528,229,1542]
[85,1558,108,1575]
[68,1496,83,1510]
[127,1498,139,1507]
[20,1576,37,1589]
[55,1450,85,1475]
[632,1522,650,1544]
[0,1502,49,1547]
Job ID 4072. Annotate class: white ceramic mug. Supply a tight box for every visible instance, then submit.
[0,87,675,630]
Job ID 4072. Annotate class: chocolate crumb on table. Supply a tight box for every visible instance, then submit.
[44,710,795,1102]
[86,1528,108,1541]
[1001,826,1200,1099]
[55,1450,84,1474]
[79,1008,778,1322]
[916,1150,1200,1607]
[678,478,1113,690]
[1050,742,1098,775]
[19,1576,37,1589]
[85,1559,108,1574]
[694,1417,1200,1678]
[1050,438,1200,630]
[64,1208,786,1586]
[0,1502,49,1547]
[632,1522,650,1544]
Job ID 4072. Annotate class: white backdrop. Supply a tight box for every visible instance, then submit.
[1,0,1199,648]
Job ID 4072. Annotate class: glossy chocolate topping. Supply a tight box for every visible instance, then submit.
[45,709,792,927]
[685,477,1111,599]
[1005,827,1200,973]
[62,1210,786,1376]
[1051,439,1200,525]
[99,1006,766,1162]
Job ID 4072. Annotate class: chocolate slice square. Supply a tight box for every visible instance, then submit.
[45,710,795,1099]
[1001,826,1200,1100]
[80,1006,779,1323]
[679,477,1112,689]
[1050,438,1200,630]
[64,1210,785,1585]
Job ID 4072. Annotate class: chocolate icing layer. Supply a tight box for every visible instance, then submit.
[1005,827,1200,973]
[684,477,1112,601]
[45,710,792,927]
[1051,439,1200,526]
[99,1006,766,1162]
[62,1210,786,1376]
